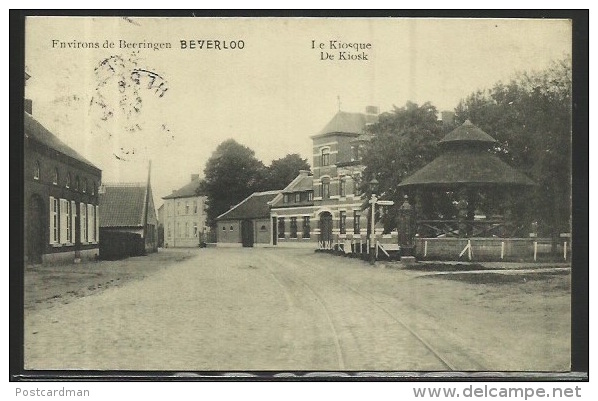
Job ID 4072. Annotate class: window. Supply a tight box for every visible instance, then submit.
[70,201,76,243]
[95,205,99,242]
[34,161,40,180]
[87,204,94,242]
[278,217,285,239]
[66,173,71,188]
[177,222,180,237]
[53,168,59,185]
[193,201,198,214]
[295,193,301,203]
[307,191,314,201]
[193,223,198,237]
[60,199,69,244]
[186,202,190,214]
[290,217,298,238]
[229,225,234,231]
[83,178,87,193]
[353,211,361,234]
[340,180,346,197]
[80,202,87,243]
[321,148,330,166]
[322,182,330,199]
[167,203,172,217]
[177,202,181,215]
[283,194,289,203]
[222,225,226,231]
[49,197,58,244]
[185,222,189,237]
[92,181,96,195]
[260,225,267,231]
[168,223,172,238]
[75,176,80,191]
[340,211,347,234]
[303,216,311,238]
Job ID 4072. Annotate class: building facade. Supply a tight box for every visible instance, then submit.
[24,111,102,265]
[162,174,209,247]
[271,106,397,249]
[216,190,280,247]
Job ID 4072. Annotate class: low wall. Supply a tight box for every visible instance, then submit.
[415,237,571,262]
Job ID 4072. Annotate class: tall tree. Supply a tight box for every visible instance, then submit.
[264,154,310,190]
[455,57,572,238]
[360,101,448,230]
[201,139,267,226]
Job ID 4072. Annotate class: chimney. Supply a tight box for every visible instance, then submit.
[191,174,200,181]
[365,105,379,115]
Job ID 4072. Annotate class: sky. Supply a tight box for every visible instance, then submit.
[24,17,571,206]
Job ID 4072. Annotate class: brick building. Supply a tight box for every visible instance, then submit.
[162,174,209,247]
[270,106,387,249]
[24,111,102,264]
[98,181,158,259]
[216,190,280,247]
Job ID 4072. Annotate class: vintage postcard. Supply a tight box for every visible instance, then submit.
[22,15,575,376]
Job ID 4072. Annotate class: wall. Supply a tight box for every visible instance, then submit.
[25,137,101,265]
[216,220,241,244]
[253,218,271,244]
[162,196,208,248]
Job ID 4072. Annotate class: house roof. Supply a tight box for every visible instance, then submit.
[311,111,378,138]
[282,174,313,193]
[439,120,497,148]
[24,112,100,170]
[217,190,280,221]
[99,183,148,227]
[162,178,203,199]
[398,149,536,188]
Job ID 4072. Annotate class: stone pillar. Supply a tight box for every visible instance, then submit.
[397,195,415,257]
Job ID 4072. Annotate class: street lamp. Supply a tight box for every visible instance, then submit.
[369,178,379,265]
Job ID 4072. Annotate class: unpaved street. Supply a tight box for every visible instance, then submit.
[24,248,570,371]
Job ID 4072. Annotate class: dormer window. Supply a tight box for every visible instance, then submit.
[83,178,87,193]
[33,161,40,180]
[66,173,71,188]
[321,148,330,166]
[52,168,59,185]
[283,194,289,203]
[295,193,301,203]
[92,181,96,195]
[307,191,314,201]
[75,176,80,191]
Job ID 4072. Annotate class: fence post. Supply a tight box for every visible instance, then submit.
[564,241,567,260]
[533,241,538,262]
[468,239,472,261]
[501,241,505,260]
[424,240,428,258]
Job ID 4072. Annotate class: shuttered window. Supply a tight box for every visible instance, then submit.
[80,202,87,243]
[71,201,76,243]
[49,197,58,244]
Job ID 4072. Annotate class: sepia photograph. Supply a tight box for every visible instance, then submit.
[18,13,580,377]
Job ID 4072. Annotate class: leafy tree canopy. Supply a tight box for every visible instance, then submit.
[455,56,571,236]
[201,139,267,225]
[264,154,310,191]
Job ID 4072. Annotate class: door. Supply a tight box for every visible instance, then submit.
[272,217,277,245]
[241,220,254,247]
[319,212,333,248]
[27,195,44,264]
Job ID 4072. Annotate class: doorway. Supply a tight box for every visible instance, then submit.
[27,194,44,264]
[241,220,254,247]
[319,212,333,247]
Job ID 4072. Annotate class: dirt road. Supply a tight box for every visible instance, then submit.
[24,248,570,371]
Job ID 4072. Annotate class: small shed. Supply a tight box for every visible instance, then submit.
[99,181,158,259]
[216,190,280,247]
